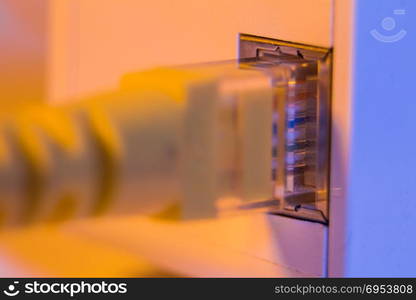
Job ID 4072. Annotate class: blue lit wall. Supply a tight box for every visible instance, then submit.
[345,0,416,276]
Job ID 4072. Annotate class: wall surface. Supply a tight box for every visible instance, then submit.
[330,0,416,277]
[0,0,48,105]
[48,0,333,102]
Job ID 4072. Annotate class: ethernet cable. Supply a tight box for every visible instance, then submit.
[0,59,320,228]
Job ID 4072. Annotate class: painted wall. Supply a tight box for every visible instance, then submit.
[47,0,332,102]
[0,0,48,105]
[330,0,416,277]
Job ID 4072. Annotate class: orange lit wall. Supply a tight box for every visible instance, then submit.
[48,0,332,102]
[0,0,48,105]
